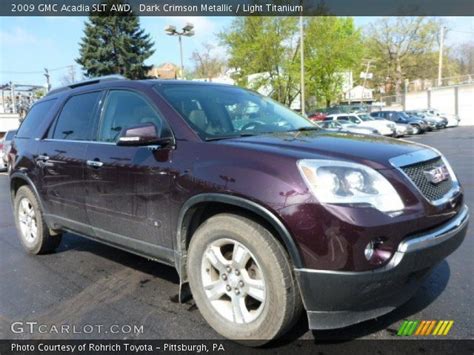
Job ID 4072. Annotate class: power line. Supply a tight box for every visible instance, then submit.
[0,65,78,75]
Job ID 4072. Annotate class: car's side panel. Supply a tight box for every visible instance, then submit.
[84,143,175,248]
[36,140,92,236]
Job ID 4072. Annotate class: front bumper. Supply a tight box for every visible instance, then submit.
[295,205,469,329]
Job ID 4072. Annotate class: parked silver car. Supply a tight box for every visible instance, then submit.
[0,139,5,171]
[317,119,380,135]
[2,129,16,171]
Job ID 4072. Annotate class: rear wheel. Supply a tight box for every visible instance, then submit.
[411,124,420,134]
[187,213,302,344]
[14,186,62,254]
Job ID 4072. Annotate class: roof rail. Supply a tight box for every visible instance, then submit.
[46,75,127,96]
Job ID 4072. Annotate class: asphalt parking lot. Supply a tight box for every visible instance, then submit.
[0,127,472,344]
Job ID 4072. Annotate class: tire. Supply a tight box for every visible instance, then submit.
[14,185,62,254]
[187,213,303,345]
[411,125,420,135]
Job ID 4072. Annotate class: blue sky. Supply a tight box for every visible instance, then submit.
[1,16,473,88]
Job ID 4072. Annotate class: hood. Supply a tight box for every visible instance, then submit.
[217,131,426,170]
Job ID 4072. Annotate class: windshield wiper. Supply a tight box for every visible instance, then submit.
[288,126,321,132]
[205,132,258,141]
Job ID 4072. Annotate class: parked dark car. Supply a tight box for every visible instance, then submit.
[370,111,428,134]
[406,110,447,129]
[9,77,469,344]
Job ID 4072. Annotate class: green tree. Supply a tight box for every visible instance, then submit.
[304,17,364,107]
[220,17,363,109]
[76,1,154,79]
[220,17,300,106]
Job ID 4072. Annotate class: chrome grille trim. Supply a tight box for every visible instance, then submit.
[389,149,460,206]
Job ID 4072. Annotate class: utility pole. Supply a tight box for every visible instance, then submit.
[361,59,374,102]
[68,65,76,84]
[299,15,305,115]
[437,26,445,87]
[10,81,16,114]
[44,68,51,92]
[361,60,373,91]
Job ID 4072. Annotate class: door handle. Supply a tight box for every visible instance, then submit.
[87,160,104,168]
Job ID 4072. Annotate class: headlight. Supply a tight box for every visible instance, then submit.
[297,159,404,213]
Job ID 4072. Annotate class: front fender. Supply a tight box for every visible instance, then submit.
[175,193,304,283]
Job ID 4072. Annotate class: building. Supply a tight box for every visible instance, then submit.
[148,63,178,79]
[342,85,374,104]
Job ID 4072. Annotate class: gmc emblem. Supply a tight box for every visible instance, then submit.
[424,165,449,185]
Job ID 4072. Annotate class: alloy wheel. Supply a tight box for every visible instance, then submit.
[18,197,38,244]
[201,238,266,324]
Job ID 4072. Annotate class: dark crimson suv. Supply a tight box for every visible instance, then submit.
[9,77,469,343]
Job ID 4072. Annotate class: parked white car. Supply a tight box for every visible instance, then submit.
[352,112,396,136]
[423,109,460,127]
[318,118,380,135]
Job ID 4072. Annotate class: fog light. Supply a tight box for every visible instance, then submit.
[364,238,393,265]
[364,240,375,260]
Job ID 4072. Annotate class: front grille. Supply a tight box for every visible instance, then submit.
[401,157,453,201]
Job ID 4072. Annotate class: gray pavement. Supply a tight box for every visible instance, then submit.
[0,127,472,343]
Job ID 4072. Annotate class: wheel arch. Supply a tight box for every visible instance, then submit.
[175,193,303,283]
[10,173,48,218]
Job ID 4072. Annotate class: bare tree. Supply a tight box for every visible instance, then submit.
[60,65,77,86]
[191,43,226,81]
[455,41,474,76]
[367,17,441,97]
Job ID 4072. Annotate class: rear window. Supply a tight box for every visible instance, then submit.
[52,91,101,141]
[16,99,57,139]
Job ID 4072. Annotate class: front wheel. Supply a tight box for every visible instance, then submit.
[411,125,420,135]
[187,213,302,344]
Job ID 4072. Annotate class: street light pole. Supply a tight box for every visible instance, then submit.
[165,23,195,79]
[178,35,184,80]
[299,15,305,115]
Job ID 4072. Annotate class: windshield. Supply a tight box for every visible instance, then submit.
[154,84,314,140]
[337,120,353,126]
[399,112,411,119]
[356,114,372,121]
[345,116,360,123]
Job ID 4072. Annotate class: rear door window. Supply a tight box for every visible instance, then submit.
[52,92,101,141]
[16,99,57,139]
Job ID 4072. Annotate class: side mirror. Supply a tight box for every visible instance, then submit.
[117,123,172,147]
